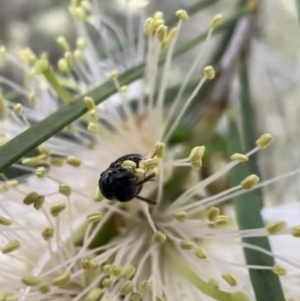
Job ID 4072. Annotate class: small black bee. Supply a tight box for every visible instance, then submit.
[99,154,156,204]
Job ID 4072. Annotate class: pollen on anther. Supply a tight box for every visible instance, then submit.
[175,211,187,222]
[240,174,259,190]
[230,153,249,162]
[209,14,222,28]
[152,231,166,244]
[256,133,273,149]
[52,271,71,287]
[66,155,81,167]
[203,66,216,80]
[272,264,286,276]
[86,212,103,223]
[266,221,287,234]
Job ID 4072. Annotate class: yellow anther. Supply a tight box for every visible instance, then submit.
[35,167,46,178]
[180,240,193,250]
[81,258,91,270]
[73,6,88,21]
[207,207,220,222]
[17,48,36,65]
[22,276,42,286]
[138,0,149,9]
[272,264,286,276]
[1,239,20,254]
[176,10,189,21]
[28,92,37,106]
[50,157,64,167]
[222,273,237,286]
[81,0,91,11]
[39,283,50,294]
[87,122,99,133]
[135,168,146,178]
[121,160,137,170]
[256,133,273,149]
[141,280,151,290]
[203,66,216,80]
[189,145,205,170]
[0,46,6,59]
[107,71,118,81]
[144,18,154,36]
[153,12,163,21]
[13,103,22,115]
[50,202,67,217]
[162,27,178,50]
[291,226,300,237]
[230,153,249,162]
[34,196,45,210]
[101,277,112,288]
[22,157,40,167]
[52,272,71,287]
[23,192,44,206]
[84,288,103,301]
[240,174,260,190]
[152,231,166,244]
[86,212,103,223]
[209,14,222,28]
[66,155,81,167]
[194,247,207,259]
[266,221,287,234]
[58,184,71,196]
[207,279,219,289]
[56,36,70,52]
[103,264,113,276]
[156,296,166,301]
[74,49,84,61]
[94,187,103,202]
[84,96,95,111]
[0,216,12,226]
[64,52,74,69]
[34,59,49,74]
[119,85,128,93]
[142,157,159,169]
[58,58,70,73]
[156,24,167,42]
[112,266,122,277]
[42,227,54,241]
[81,258,98,270]
[76,37,86,48]
[120,280,134,295]
[175,211,187,222]
[6,180,18,187]
[130,292,142,301]
[120,265,136,279]
[214,215,230,225]
[154,142,165,159]
[38,145,51,156]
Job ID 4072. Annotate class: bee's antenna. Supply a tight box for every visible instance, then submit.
[135,195,156,205]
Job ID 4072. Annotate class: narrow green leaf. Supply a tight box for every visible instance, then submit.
[226,121,285,301]
[295,0,300,27]
[0,7,249,173]
[238,47,263,208]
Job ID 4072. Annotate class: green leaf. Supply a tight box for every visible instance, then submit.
[0,7,249,173]
[226,120,285,301]
[295,0,300,27]
[169,247,251,301]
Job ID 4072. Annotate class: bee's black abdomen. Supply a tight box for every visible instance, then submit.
[99,153,152,204]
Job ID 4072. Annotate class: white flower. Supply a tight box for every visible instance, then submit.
[1,2,300,301]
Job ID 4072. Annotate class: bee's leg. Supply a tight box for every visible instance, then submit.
[135,195,156,205]
[136,173,155,185]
